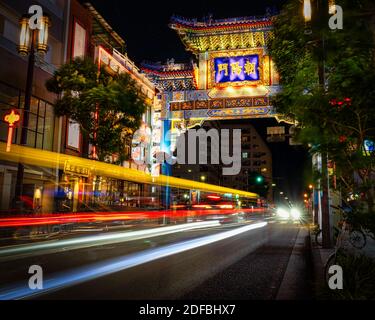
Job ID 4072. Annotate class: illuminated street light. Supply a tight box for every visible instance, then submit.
[329,0,336,14]
[303,0,312,22]
[200,175,206,181]
[36,15,50,55]
[17,14,50,56]
[15,12,50,210]
[18,16,30,56]
[280,191,284,195]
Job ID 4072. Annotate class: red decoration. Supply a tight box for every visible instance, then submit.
[3,109,21,152]
[330,97,352,110]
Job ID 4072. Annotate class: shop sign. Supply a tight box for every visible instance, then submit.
[64,161,90,177]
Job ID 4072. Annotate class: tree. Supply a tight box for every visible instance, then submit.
[46,57,148,163]
[268,0,375,213]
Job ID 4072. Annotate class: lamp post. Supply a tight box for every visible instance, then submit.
[303,0,332,248]
[14,13,50,210]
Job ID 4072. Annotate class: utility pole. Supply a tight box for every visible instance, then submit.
[317,0,332,249]
[304,0,332,247]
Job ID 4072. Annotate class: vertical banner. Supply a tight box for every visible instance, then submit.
[67,119,80,150]
[161,119,172,209]
[73,21,86,58]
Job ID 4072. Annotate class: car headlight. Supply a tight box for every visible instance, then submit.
[277,208,290,219]
[290,208,301,220]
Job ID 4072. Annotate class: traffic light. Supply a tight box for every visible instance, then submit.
[255,175,264,184]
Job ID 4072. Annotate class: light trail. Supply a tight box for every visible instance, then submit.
[0,142,258,199]
[0,221,221,261]
[0,208,267,228]
[0,221,267,300]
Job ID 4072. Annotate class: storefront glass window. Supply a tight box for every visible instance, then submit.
[0,81,55,151]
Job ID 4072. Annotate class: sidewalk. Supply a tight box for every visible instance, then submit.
[310,227,375,298]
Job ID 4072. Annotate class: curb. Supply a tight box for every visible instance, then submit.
[309,227,335,299]
[276,226,311,300]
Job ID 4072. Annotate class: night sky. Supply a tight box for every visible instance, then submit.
[88,0,308,203]
[89,0,287,63]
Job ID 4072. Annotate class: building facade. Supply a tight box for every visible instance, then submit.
[0,0,68,212]
[0,0,161,213]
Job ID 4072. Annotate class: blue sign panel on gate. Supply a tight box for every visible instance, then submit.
[214,55,260,84]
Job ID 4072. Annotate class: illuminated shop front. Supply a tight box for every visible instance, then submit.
[52,3,161,212]
[0,82,57,212]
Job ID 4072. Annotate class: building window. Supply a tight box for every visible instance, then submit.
[2,19,18,44]
[0,81,54,151]
[253,152,265,158]
[242,152,248,159]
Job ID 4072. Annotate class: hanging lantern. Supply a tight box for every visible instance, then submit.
[36,15,50,55]
[303,0,312,23]
[17,15,31,56]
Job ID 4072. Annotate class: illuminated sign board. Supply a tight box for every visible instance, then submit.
[3,109,20,152]
[214,55,260,84]
[364,140,374,156]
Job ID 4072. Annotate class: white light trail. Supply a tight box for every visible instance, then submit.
[0,221,267,300]
[0,221,221,261]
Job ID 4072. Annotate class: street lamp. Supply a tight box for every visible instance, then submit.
[18,14,50,56]
[18,16,31,56]
[200,175,206,182]
[302,0,332,248]
[14,13,50,210]
[303,0,312,23]
[36,16,50,55]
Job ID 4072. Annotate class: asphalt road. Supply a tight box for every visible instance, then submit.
[182,221,312,300]
[0,217,312,299]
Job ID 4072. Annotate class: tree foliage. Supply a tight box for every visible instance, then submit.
[46,58,148,162]
[268,0,375,212]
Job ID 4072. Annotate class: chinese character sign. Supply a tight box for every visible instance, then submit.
[214,55,260,84]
